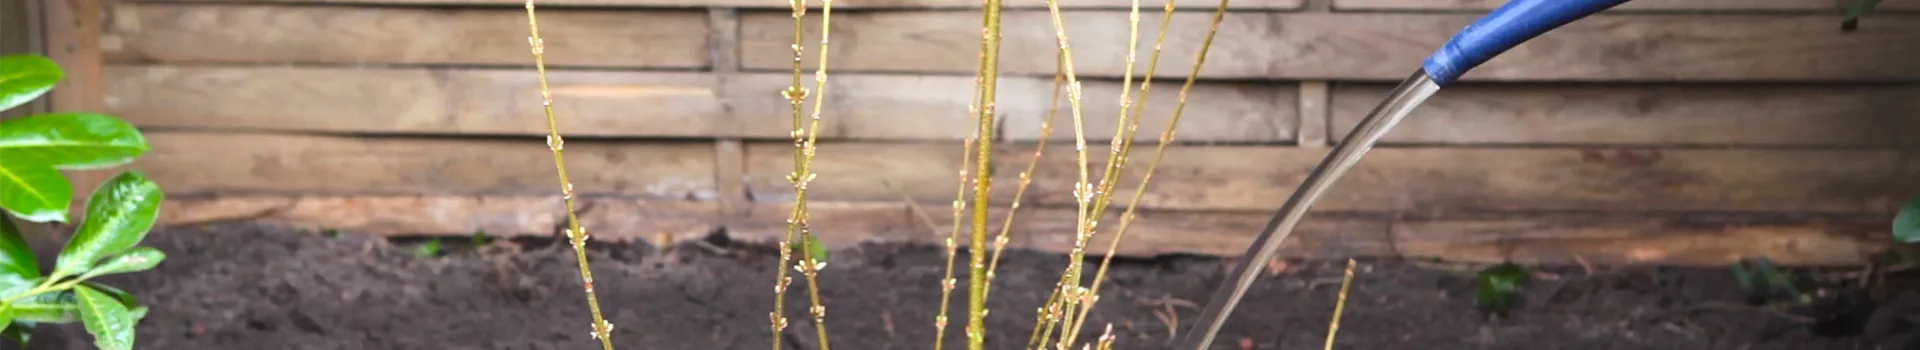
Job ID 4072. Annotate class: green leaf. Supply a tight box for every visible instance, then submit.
[1474,262,1528,315]
[0,113,150,170]
[79,247,163,279]
[1842,0,1881,31]
[1895,195,1920,243]
[0,54,62,112]
[74,285,136,350]
[53,171,162,278]
[0,160,72,223]
[11,290,80,323]
[0,218,40,293]
[0,321,33,346]
[79,282,137,308]
[413,238,441,258]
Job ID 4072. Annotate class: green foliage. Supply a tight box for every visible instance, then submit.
[0,53,162,350]
[1731,257,1808,305]
[0,55,61,112]
[1894,195,1920,244]
[1842,0,1880,32]
[0,53,149,223]
[1474,262,1528,316]
[414,238,442,258]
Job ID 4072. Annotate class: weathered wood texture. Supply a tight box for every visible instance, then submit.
[744,142,1904,213]
[1335,0,1920,11]
[64,131,718,199]
[141,195,1891,265]
[102,3,710,68]
[105,66,1296,142]
[118,0,1305,9]
[741,11,1920,81]
[1331,83,1920,146]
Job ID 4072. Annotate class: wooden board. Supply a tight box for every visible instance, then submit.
[155,195,721,240]
[118,0,1304,10]
[105,65,1293,142]
[66,131,719,198]
[104,65,746,137]
[739,11,1920,81]
[1334,0,1920,11]
[143,195,1890,265]
[744,142,1904,213]
[44,0,105,112]
[102,3,709,68]
[1330,83,1920,146]
[726,73,1296,142]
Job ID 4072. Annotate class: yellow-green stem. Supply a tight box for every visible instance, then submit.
[1325,259,1357,350]
[524,2,614,349]
[1064,0,1232,344]
[966,0,1004,347]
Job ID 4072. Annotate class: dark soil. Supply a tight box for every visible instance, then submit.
[7,221,1919,350]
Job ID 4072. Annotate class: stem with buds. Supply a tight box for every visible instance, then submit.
[523,2,615,349]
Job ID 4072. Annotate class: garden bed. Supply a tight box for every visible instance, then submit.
[7,221,1916,350]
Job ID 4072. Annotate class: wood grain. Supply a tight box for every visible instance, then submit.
[155,195,720,241]
[727,73,1295,142]
[45,0,105,112]
[1331,83,1920,146]
[740,11,1920,81]
[105,65,745,137]
[106,65,1293,142]
[745,142,1904,213]
[1334,0,1920,11]
[118,0,1305,10]
[103,3,709,68]
[79,131,718,198]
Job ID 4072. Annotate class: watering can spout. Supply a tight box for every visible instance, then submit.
[1175,0,1633,349]
[1422,0,1632,85]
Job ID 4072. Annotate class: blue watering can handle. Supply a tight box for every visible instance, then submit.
[1421,0,1632,85]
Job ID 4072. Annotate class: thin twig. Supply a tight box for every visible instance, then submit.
[965,0,1006,347]
[523,2,614,348]
[1324,259,1357,350]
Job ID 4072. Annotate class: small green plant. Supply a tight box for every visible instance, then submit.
[1474,261,1528,317]
[1731,257,1809,305]
[1893,195,1918,244]
[0,53,165,350]
[413,238,443,258]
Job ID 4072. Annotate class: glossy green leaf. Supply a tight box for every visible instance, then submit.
[0,218,40,293]
[2,321,36,346]
[80,282,137,308]
[1474,262,1528,315]
[0,55,62,113]
[0,113,149,170]
[0,160,71,223]
[80,248,163,279]
[54,171,162,278]
[1895,195,1920,243]
[10,290,80,323]
[74,285,135,350]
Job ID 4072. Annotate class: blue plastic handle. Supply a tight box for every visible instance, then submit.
[1421,0,1631,85]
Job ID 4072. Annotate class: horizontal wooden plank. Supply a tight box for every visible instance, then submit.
[740,11,1920,81]
[138,195,1890,265]
[106,65,1292,142]
[65,131,718,198]
[120,0,1304,9]
[1330,83,1920,146]
[103,3,709,67]
[106,65,739,137]
[745,142,1903,212]
[728,73,1296,142]
[1334,0,1920,11]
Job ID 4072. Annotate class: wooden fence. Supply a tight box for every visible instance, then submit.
[12,0,1920,265]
